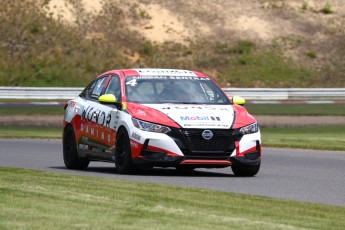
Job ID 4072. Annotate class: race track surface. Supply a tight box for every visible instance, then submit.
[0,138,344,207]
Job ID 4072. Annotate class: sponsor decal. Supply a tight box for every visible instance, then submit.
[137,109,146,116]
[180,116,221,121]
[79,144,88,150]
[134,69,197,77]
[183,123,229,128]
[105,149,113,154]
[80,134,113,150]
[81,123,112,142]
[69,101,76,108]
[126,76,210,89]
[161,106,230,111]
[92,147,103,152]
[81,135,89,141]
[131,132,141,141]
[143,104,234,129]
[81,106,112,129]
[130,140,139,148]
[126,76,210,82]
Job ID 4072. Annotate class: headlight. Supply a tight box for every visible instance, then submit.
[132,118,171,134]
[235,122,258,135]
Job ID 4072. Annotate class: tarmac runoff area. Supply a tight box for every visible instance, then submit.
[0,115,345,128]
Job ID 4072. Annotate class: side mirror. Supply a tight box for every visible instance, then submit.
[231,95,246,106]
[98,94,116,104]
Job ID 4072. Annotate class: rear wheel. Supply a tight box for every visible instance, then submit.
[115,128,135,174]
[63,125,90,169]
[231,163,260,177]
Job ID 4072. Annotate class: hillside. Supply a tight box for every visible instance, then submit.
[1,0,345,87]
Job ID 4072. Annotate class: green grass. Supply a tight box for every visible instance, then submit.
[0,167,344,230]
[0,99,64,102]
[1,104,345,116]
[217,51,314,87]
[0,127,60,139]
[0,106,64,116]
[261,125,345,151]
[320,3,333,14]
[245,104,345,116]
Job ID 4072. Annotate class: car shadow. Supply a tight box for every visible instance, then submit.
[50,166,234,177]
[133,167,234,177]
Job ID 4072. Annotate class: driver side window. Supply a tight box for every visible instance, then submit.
[104,75,121,101]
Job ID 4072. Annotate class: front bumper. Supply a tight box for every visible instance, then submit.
[131,127,261,168]
[132,143,261,168]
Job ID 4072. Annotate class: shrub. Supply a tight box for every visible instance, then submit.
[320,3,333,14]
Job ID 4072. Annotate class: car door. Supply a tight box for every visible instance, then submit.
[78,75,121,161]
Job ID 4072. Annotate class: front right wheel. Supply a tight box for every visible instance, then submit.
[231,163,260,177]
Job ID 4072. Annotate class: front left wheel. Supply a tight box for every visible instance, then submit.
[115,128,136,174]
[231,163,260,177]
[63,125,90,169]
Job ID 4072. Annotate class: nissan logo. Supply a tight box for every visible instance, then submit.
[202,130,213,140]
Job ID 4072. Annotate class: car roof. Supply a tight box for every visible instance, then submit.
[101,68,208,78]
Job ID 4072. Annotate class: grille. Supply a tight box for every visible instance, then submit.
[182,129,233,152]
[168,128,241,158]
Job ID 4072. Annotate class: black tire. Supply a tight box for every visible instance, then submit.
[115,128,136,174]
[231,163,260,177]
[63,125,90,169]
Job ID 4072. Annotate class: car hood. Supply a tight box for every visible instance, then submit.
[128,103,235,129]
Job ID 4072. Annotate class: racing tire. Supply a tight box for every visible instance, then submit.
[231,163,260,177]
[63,125,90,169]
[115,128,136,174]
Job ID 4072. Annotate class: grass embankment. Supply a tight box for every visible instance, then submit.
[0,106,63,116]
[1,1,345,87]
[0,167,344,230]
[0,127,60,139]
[246,104,345,116]
[261,126,345,151]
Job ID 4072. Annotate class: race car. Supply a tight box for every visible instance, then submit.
[63,68,261,176]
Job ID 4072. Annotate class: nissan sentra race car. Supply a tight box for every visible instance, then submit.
[63,68,261,176]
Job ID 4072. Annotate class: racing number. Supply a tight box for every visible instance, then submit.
[126,79,137,87]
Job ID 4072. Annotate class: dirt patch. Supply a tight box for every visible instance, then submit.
[0,116,63,128]
[43,0,103,25]
[126,3,194,44]
[39,0,345,75]
[42,0,345,42]
[1,115,344,128]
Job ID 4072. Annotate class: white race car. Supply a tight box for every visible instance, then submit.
[63,69,261,176]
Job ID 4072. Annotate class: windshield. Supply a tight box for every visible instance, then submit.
[125,76,230,104]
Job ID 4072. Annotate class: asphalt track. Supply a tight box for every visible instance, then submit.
[0,138,344,207]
